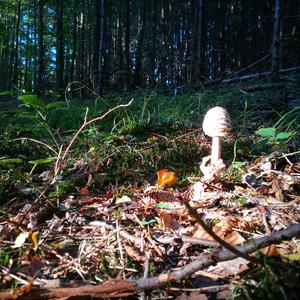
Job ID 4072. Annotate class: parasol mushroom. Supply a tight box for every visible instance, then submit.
[202,106,231,166]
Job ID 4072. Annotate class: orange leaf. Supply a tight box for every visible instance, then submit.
[156,169,177,187]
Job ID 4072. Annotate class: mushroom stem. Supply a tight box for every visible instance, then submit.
[211,136,222,165]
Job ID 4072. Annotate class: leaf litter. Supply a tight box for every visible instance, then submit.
[1,131,300,299]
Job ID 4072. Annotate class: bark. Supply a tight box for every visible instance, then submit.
[149,0,157,86]
[124,0,130,90]
[36,0,44,97]
[191,0,205,83]
[271,0,281,79]
[12,0,21,87]
[116,0,123,88]
[77,0,85,81]
[70,0,78,83]
[97,0,105,93]
[133,0,146,87]
[55,1,64,96]
[24,22,30,91]
[33,0,38,90]
[238,0,247,68]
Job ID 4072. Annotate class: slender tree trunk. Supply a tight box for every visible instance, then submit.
[158,0,169,86]
[124,0,130,90]
[238,0,247,68]
[33,0,38,90]
[24,22,30,91]
[55,1,64,96]
[64,46,70,85]
[134,0,146,87]
[0,10,11,88]
[12,0,21,87]
[77,0,85,82]
[70,0,78,83]
[36,0,44,97]
[117,0,123,89]
[191,0,205,83]
[271,0,281,79]
[93,0,100,78]
[93,0,105,94]
[149,0,157,86]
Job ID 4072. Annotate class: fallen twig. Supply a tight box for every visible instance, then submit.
[2,223,299,299]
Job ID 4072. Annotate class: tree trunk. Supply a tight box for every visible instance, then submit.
[77,0,85,82]
[33,0,38,90]
[191,0,205,83]
[271,0,281,80]
[36,0,44,97]
[55,1,64,96]
[93,0,105,94]
[149,0,157,86]
[70,0,78,84]
[133,0,146,87]
[12,0,21,87]
[124,0,130,90]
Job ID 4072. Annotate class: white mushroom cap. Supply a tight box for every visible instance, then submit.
[202,106,231,137]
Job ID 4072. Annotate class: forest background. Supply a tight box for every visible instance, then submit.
[1,0,299,95]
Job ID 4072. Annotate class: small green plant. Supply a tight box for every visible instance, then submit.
[274,106,300,132]
[255,127,293,146]
[229,261,300,300]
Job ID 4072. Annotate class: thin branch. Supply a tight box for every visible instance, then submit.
[2,223,299,299]
[60,99,133,163]
[12,137,59,156]
[180,196,260,264]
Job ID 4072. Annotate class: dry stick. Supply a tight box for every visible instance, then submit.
[16,100,133,227]
[88,220,218,247]
[59,99,133,164]
[12,137,59,156]
[135,223,300,290]
[2,224,299,299]
[179,196,260,264]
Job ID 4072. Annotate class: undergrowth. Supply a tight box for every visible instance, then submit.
[229,259,300,300]
[0,85,299,199]
[1,84,300,296]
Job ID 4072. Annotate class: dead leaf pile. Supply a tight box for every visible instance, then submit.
[0,153,300,299]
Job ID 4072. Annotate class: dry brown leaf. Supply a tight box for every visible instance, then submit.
[177,292,208,300]
[214,257,249,276]
[115,195,132,204]
[123,244,146,264]
[223,231,245,246]
[12,279,33,298]
[260,244,279,256]
[272,179,284,201]
[159,211,180,230]
[216,216,259,233]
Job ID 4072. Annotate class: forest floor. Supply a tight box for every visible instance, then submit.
[0,83,300,299]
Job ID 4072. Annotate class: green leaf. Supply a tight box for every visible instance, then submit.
[18,94,45,108]
[231,161,247,169]
[156,202,172,209]
[140,219,157,225]
[0,158,22,165]
[275,132,293,141]
[0,90,17,95]
[46,101,66,109]
[29,157,56,165]
[255,127,276,138]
